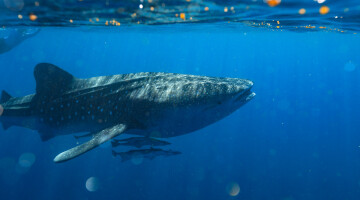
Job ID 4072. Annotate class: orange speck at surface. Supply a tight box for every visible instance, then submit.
[299,8,306,15]
[105,21,108,25]
[319,5,329,15]
[319,26,326,29]
[18,14,23,19]
[148,0,153,3]
[204,7,209,11]
[69,19,73,23]
[180,13,185,20]
[277,21,280,24]
[190,17,193,20]
[35,1,39,6]
[175,13,179,17]
[29,14,37,21]
[224,7,228,12]
[150,6,154,11]
[266,0,281,7]
[116,22,120,26]
[95,18,99,22]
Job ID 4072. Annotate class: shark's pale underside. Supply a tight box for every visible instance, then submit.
[0,63,255,163]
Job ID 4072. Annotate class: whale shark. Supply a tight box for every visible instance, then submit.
[0,63,255,163]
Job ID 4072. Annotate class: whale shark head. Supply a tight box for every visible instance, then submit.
[200,77,255,108]
[185,77,255,119]
[141,74,255,137]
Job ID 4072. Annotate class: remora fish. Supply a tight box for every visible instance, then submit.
[112,148,181,162]
[0,63,255,163]
[111,137,171,148]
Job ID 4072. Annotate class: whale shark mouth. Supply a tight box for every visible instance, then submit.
[235,88,255,103]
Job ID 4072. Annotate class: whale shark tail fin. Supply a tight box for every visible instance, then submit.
[0,90,12,130]
[0,90,12,104]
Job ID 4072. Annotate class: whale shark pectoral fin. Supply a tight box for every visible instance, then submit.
[53,124,127,163]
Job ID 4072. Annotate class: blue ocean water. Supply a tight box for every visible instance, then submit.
[1,0,360,200]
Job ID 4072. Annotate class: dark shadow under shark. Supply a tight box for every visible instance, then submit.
[0,63,255,163]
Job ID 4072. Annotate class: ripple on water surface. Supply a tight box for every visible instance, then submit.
[0,0,359,33]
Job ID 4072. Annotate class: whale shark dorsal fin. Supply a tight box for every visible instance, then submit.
[34,63,75,95]
[0,90,12,103]
[53,124,127,163]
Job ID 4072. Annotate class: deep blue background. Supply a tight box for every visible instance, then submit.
[0,25,360,200]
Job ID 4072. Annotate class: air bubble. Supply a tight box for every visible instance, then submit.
[18,153,36,168]
[131,153,144,165]
[226,182,240,196]
[86,177,100,192]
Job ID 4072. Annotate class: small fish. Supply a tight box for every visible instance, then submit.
[111,137,171,148]
[112,148,181,162]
